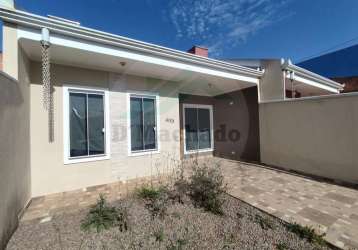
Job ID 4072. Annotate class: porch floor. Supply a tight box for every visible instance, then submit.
[220,158,358,250]
[11,159,358,250]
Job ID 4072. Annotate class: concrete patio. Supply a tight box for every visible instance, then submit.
[220,159,358,250]
[10,158,358,250]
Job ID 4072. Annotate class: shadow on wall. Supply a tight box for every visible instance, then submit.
[0,72,31,249]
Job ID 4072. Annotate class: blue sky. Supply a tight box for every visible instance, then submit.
[5,0,358,62]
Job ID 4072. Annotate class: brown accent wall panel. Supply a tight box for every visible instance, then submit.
[179,87,260,162]
[213,87,260,162]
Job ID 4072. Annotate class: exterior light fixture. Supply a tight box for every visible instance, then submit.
[289,71,295,82]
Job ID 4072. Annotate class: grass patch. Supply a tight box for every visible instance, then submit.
[223,233,236,249]
[167,238,188,250]
[287,222,326,246]
[137,186,165,200]
[276,242,289,250]
[137,185,169,219]
[81,194,128,233]
[154,228,165,242]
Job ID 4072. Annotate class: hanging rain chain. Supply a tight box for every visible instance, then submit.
[41,28,54,142]
[41,43,51,110]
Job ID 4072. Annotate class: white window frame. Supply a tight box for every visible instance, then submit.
[127,91,160,157]
[183,104,214,155]
[63,85,110,164]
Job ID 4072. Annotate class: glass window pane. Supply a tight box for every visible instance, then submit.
[88,94,105,155]
[69,93,88,157]
[130,97,144,151]
[198,108,211,149]
[143,98,156,150]
[185,108,198,151]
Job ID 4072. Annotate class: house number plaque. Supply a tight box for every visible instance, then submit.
[166,118,175,123]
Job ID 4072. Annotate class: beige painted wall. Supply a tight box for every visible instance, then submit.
[0,23,31,248]
[109,74,180,181]
[3,23,18,80]
[30,62,180,197]
[259,94,358,185]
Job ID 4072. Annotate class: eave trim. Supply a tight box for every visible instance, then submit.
[282,61,343,91]
[0,7,264,78]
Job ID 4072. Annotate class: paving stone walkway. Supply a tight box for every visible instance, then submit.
[219,158,358,250]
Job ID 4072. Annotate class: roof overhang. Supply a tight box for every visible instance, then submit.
[282,59,344,94]
[0,7,264,96]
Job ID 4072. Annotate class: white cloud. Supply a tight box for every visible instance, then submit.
[169,0,292,56]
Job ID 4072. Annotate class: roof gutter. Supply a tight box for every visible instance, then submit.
[0,7,264,78]
[282,59,344,91]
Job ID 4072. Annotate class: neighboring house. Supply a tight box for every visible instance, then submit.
[227,59,343,98]
[298,44,358,92]
[0,6,344,198]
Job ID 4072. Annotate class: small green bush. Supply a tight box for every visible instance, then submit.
[153,228,165,242]
[137,185,169,218]
[287,222,326,246]
[172,178,189,204]
[167,238,188,250]
[254,214,276,230]
[171,163,189,204]
[81,194,128,233]
[146,194,169,219]
[276,242,289,250]
[276,242,290,250]
[187,163,227,215]
[137,186,164,200]
[223,233,236,249]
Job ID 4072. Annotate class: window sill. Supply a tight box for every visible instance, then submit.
[184,148,213,155]
[64,155,110,165]
[128,150,160,157]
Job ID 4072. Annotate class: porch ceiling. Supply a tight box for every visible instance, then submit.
[19,29,258,96]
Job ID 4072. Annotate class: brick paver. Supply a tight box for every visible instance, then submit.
[21,176,155,222]
[219,158,358,250]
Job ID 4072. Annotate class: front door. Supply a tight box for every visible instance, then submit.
[182,104,213,155]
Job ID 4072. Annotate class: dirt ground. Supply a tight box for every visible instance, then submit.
[7,194,333,250]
